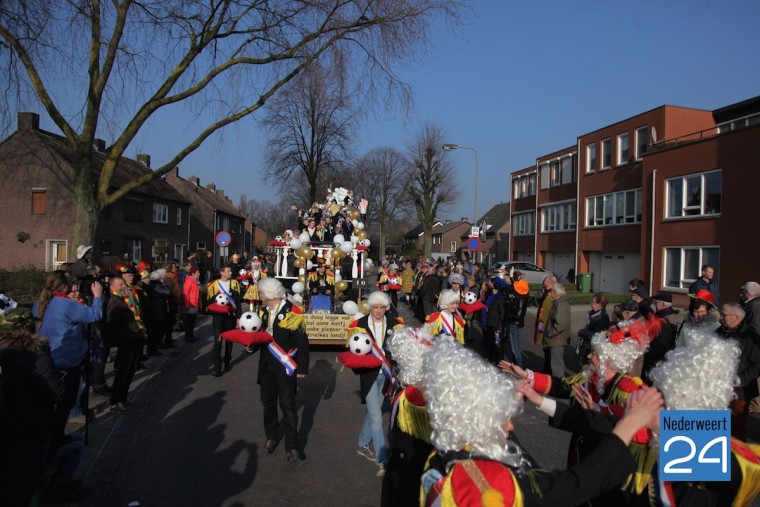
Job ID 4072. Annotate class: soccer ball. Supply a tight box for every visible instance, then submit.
[463,292,478,305]
[349,333,373,355]
[239,311,262,332]
[239,269,248,277]
[275,235,283,242]
[215,293,230,306]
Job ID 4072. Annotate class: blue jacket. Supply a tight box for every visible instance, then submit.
[35,297,103,369]
[688,277,720,306]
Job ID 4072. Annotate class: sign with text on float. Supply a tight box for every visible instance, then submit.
[303,313,353,344]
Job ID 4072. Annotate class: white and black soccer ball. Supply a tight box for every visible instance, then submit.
[215,293,230,306]
[463,291,478,305]
[349,333,373,355]
[239,311,262,332]
[239,269,248,277]
[275,235,283,242]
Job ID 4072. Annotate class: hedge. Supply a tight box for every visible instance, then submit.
[0,267,47,307]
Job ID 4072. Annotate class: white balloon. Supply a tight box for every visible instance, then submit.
[333,234,345,245]
[342,300,359,315]
[340,241,354,253]
[334,273,342,282]
[351,220,359,227]
[356,222,365,230]
[350,235,359,243]
[363,239,371,247]
[353,312,365,320]
[306,260,314,270]
[291,282,305,294]
[299,232,311,243]
[289,238,302,249]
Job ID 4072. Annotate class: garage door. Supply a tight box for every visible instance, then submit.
[599,253,641,293]
[516,252,534,263]
[545,252,574,281]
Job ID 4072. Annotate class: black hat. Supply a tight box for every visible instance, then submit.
[652,292,673,303]
[630,287,649,300]
[621,299,639,312]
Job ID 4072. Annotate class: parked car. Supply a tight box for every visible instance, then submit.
[488,261,553,285]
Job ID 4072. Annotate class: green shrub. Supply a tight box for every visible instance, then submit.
[565,293,630,305]
[0,266,47,307]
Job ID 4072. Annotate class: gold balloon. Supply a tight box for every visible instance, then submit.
[335,280,349,292]
[303,248,315,260]
[349,210,361,221]
[296,245,309,258]
[297,275,308,284]
[337,249,347,259]
[330,247,342,259]
[356,230,368,240]
[358,300,370,314]
[293,258,304,268]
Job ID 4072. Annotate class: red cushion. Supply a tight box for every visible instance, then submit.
[207,303,233,314]
[221,329,273,346]
[337,351,382,370]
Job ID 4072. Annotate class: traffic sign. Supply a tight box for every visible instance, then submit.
[467,236,481,252]
[215,230,231,247]
[470,226,480,238]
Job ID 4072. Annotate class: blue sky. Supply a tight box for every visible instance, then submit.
[27,1,760,223]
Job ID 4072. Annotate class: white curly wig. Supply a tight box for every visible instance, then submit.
[649,328,740,410]
[423,338,523,465]
[590,318,658,395]
[257,277,286,300]
[367,291,391,309]
[438,289,461,310]
[448,273,465,286]
[387,327,432,387]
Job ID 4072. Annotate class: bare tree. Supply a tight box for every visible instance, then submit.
[0,0,465,253]
[262,62,354,206]
[351,147,414,255]
[407,123,458,258]
[247,196,296,239]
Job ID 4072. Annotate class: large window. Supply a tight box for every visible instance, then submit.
[152,202,168,224]
[664,246,719,290]
[152,239,168,261]
[586,189,642,227]
[635,126,648,160]
[666,170,721,218]
[586,143,597,173]
[513,211,535,236]
[540,201,576,232]
[450,241,457,253]
[513,173,537,199]
[540,163,550,189]
[617,133,629,165]
[543,155,574,188]
[601,138,611,169]
[128,239,142,260]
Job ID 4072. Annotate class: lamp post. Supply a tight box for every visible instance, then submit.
[442,143,479,231]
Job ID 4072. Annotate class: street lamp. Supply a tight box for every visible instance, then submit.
[442,143,480,229]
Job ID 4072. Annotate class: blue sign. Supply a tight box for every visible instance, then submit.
[466,237,481,252]
[659,410,731,482]
[215,231,231,247]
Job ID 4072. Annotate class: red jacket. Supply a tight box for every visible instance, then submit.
[182,276,199,310]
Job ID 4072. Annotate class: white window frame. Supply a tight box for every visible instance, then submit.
[450,241,457,253]
[152,238,168,261]
[540,200,576,233]
[586,143,596,173]
[174,244,186,261]
[601,138,611,169]
[176,208,182,226]
[539,163,550,189]
[152,202,168,224]
[128,239,142,261]
[663,246,720,291]
[585,189,642,228]
[512,211,535,237]
[665,169,721,219]
[196,242,206,250]
[635,126,647,160]
[617,132,629,166]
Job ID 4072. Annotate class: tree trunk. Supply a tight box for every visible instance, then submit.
[379,222,386,258]
[423,225,432,259]
[71,147,100,259]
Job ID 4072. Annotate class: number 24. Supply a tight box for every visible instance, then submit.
[663,436,728,474]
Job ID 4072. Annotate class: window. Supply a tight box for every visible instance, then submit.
[586,189,642,227]
[666,170,721,218]
[152,239,168,261]
[586,143,597,173]
[196,242,206,250]
[617,133,629,165]
[543,156,575,188]
[450,241,457,253]
[152,203,168,224]
[128,239,142,260]
[512,173,537,199]
[174,244,186,261]
[124,198,143,222]
[717,113,760,133]
[664,246,719,290]
[601,138,611,169]
[635,126,647,160]
[232,222,242,234]
[512,211,535,236]
[32,189,47,214]
[176,208,182,226]
[540,163,550,189]
[550,161,561,187]
[540,201,576,232]
[561,156,573,185]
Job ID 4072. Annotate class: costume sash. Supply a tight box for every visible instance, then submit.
[267,341,298,376]
[370,339,393,395]
[217,281,237,310]
[440,313,455,337]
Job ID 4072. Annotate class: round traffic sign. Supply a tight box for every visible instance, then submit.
[467,236,481,252]
[215,230,231,247]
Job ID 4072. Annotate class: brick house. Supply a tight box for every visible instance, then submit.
[165,168,250,269]
[0,112,191,270]
[431,219,471,261]
[402,222,442,253]
[465,202,510,267]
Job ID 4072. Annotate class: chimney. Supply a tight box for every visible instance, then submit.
[94,139,106,152]
[215,189,225,198]
[189,176,200,186]
[206,183,216,192]
[444,219,451,224]
[18,112,40,131]
[167,167,179,179]
[136,154,151,168]
[461,217,469,222]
